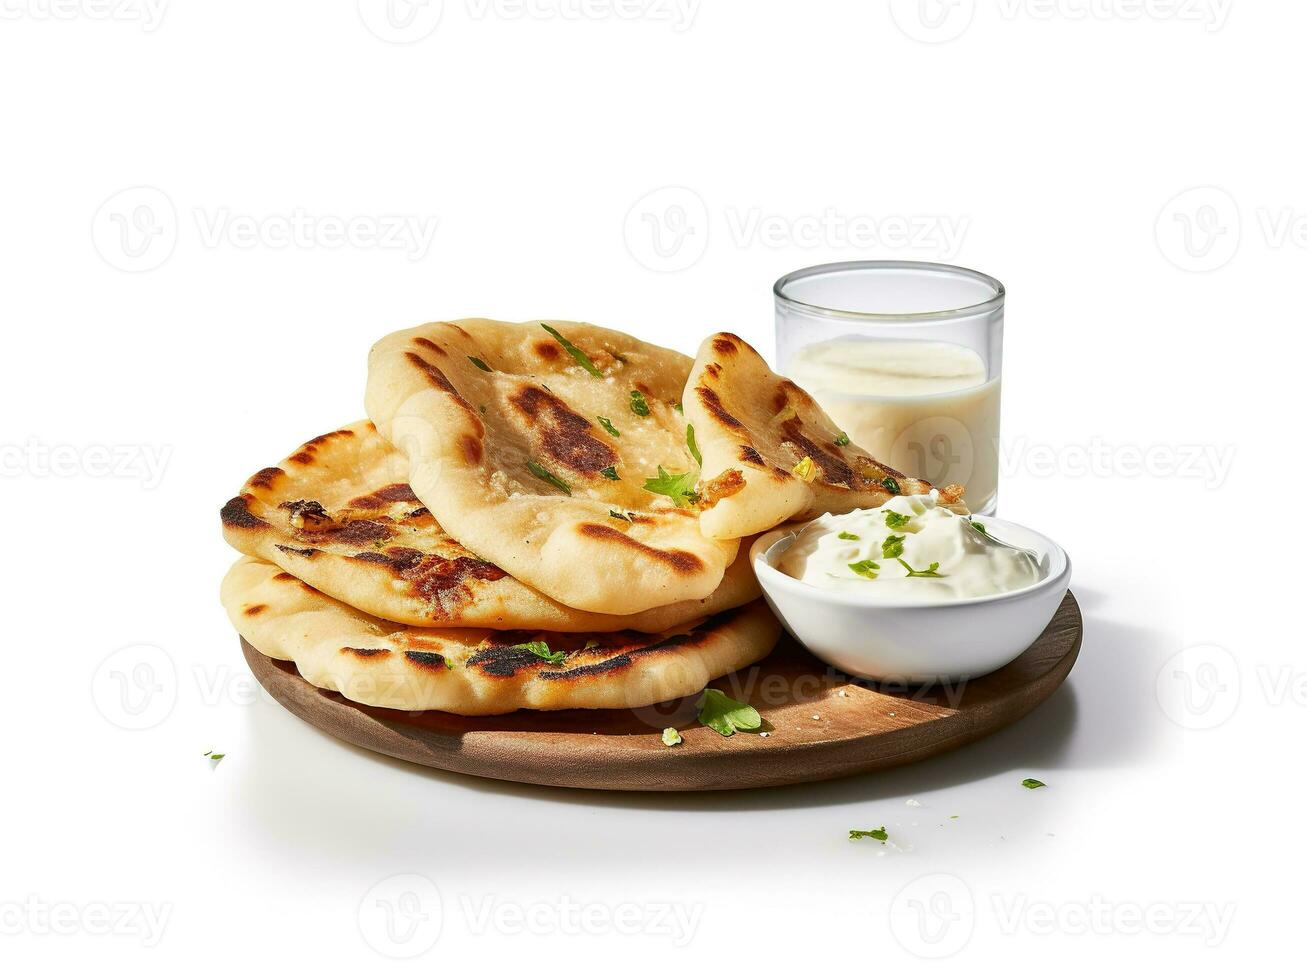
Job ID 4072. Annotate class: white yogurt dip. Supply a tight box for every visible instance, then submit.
[777,492,1041,602]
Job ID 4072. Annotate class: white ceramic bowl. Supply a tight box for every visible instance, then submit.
[750,516,1071,683]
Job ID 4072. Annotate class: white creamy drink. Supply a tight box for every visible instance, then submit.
[789,337,1000,512]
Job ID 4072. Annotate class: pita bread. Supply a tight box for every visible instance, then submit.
[365,319,737,614]
[686,333,967,539]
[222,557,780,715]
[220,421,760,632]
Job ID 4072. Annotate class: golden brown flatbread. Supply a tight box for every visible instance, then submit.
[222,557,780,715]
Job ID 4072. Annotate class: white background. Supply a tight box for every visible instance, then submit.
[1,0,1301,975]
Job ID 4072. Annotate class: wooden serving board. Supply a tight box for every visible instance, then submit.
[243,591,1081,791]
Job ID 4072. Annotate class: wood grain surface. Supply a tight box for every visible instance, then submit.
[242,591,1081,791]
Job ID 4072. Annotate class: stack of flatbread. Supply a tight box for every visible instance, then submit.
[220,319,963,716]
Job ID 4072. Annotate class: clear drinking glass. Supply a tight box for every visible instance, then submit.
[774,260,1005,515]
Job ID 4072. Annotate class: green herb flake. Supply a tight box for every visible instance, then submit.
[629,390,650,417]
[837,531,860,541]
[541,323,602,378]
[971,520,987,534]
[597,416,620,438]
[882,476,902,495]
[848,559,880,579]
[672,401,684,414]
[608,509,631,522]
[643,466,699,507]
[467,355,492,372]
[514,640,567,665]
[696,688,763,736]
[884,510,912,530]
[203,751,226,764]
[834,431,850,447]
[599,465,620,481]
[897,558,944,578]
[527,459,572,496]
[849,827,888,842]
[881,534,906,559]
[662,727,682,747]
[1021,777,1047,789]
[686,423,702,467]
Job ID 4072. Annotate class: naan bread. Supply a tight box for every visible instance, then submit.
[222,557,780,715]
[365,319,737,614]
[220,421,760,632]
[686,333,967,539]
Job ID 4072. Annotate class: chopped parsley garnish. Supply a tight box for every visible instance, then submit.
[848,559,880,579]
[608,509,631,522]
[629,390,650,417]
[897,558,944,578]
[837,531,860,541]
[672,401,683,414]
[513,640,567,665]
[599,465,619,481]
[882,476,902,495]
[203,750,225,764]
[849,827,888,842]
[884,510,912,529]
[834,431,850,447]
[881,534,906,559]
[541,323,601,377]
[597,416,620,438]
[696,688,762,736]
[662,727,682,747]
[791,456,817,482]
[643,466,699,507]
[467,355,492,372]
[686,423,702,467]
[527,459,571,496]
[1021,777,1047,789]
[971,520,987,534]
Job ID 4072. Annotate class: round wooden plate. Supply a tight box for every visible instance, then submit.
[243,591,1081,791]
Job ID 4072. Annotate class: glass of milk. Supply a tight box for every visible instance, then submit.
[774,261,1005,515]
